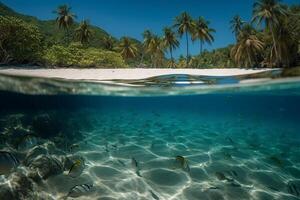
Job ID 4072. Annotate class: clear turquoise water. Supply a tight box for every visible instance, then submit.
[0,73,300,200]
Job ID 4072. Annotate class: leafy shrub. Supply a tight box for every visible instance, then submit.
[0,16,43,63]
[188,47,235,68]
[43,43,127,68]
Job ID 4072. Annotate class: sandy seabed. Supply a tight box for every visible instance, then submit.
[1,106,299,200]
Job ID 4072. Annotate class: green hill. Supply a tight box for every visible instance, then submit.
[0,1,116,48]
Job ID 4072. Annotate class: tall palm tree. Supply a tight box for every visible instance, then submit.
[192,17,215,55]
[163,27,179,67]
[173,12,195,66]
[252,0,287,64]
[231,24,264,68]
[103,36,115,50]
[230,15,245,40]
[140,30,154,65]
[75,20,92,45]
[116,37,138,60]
[54,4,76,44]
[147,35,165,67]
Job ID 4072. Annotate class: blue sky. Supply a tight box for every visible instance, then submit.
[2,0,299,58]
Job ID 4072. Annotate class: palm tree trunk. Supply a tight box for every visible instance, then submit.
[151,55,154,68]
[186,31,189,67]
[247,49,252,68]
[139,52,144,66]
[170,47,174,68]
[200,41,203,55]
[271,26,279,66]
[65,28,70,45]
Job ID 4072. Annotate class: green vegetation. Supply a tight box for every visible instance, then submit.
[0,1,299,68]
[192,17,215,55]
[173,12,195,66]
[189,47,234,68]
[231,24,264,68]
[54,4,76,44]
[43,43,127,68]
[116,37,139,60]
[75,20,92,45]
[229,0,300,68]
[0,2,111,48]
[0,16,43,63]
[230,15,245,41]
[163,27,179,68]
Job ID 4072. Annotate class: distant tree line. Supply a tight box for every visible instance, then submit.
[0,0,299,68]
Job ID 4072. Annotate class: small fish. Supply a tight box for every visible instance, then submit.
[287,182,300,197]
[67,183,93,198]
[215,172,233,182]
[175,155,190,172]
[68,159,85,178]
[16,134,38,150]
[131,157,142,177]
[215,172,226,181]
[0,151,19,175]
[149,190,160,200]
[269,156,283,167]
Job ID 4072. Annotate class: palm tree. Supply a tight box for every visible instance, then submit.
[231,24,264,68]
[163,27,179,67]
[173,12,195,66]
[116,37,138,60]
[147,35,165,67]
[54,4,76,44]
[166,59,177,68]
[103,36,115,50]
[252,0,287,64]
[75,20,92,45]
[192,17,215,55]
[140,30,154,65]
[230,15,245,40]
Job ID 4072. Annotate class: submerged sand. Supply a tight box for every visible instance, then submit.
[0,68,275,81]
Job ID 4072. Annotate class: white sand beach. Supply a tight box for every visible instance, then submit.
[0,68,275,81]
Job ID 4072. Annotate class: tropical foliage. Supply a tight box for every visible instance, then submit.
[116,37,139,60]
[102,36,115,51]
[54,4,76,44]
[44,43,127,68]
[230,15,245,40]
[231,24,264,68]
[189,47,234,68]
[252,0,287,66]
[173,12,195,66]
[192,17,215,54]
[163,27,179,67]
[75,20,92,45]
[147,35,165,67]
[229,1,300,68]
[0,1,299,68]
[0,16,43,64]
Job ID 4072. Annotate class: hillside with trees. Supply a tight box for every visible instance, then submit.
[0,1,299,68]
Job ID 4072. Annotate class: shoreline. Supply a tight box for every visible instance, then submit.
[0,68,276,81]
